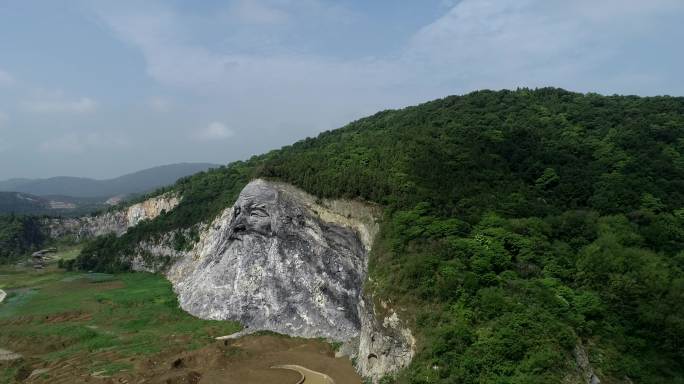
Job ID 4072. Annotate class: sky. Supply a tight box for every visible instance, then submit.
[1,0,683,180]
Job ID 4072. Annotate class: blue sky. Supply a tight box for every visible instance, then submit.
[1,0,683,179]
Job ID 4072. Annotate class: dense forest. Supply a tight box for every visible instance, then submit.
[0,214,45,263]
[72,88,684,383]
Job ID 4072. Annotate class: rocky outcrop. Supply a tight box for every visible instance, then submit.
[44,193,180,240]
[354,297,415,381]
[166,180,373,341]
[574,343,601,384]
[132,179,414,381]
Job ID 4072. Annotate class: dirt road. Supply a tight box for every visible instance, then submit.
[273,364,336,384]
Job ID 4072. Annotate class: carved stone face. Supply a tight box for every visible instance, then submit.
[227,181,279,239]
[176,179,367,341]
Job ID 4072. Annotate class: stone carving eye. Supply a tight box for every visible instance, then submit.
[250,207,269,217]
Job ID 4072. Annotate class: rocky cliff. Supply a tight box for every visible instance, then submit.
[167,180,368,341]
[131,179,414,381]
[44,193,180,240]
[354,297,416,380]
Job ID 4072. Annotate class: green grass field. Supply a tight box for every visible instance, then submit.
[0,264,241,382]
[51,245,81,262]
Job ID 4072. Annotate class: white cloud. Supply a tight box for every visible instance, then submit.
[23,91,98,114]
[94,0,684,107]
[0,69,14,86]
[94,5,395,94]
[406,0,684,92]
[194,122,234,141]
[90,1,411,136]
[39,132,128,154]
[85,0,684,156]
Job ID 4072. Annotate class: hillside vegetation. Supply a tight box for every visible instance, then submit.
[76,88,684,383]
[0,215,45,263]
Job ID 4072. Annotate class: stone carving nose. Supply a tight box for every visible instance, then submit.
[228,207,247,240]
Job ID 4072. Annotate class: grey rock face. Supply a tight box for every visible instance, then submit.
[44,213,128,240]
[169,180,367,341]
[355,296,416,381]
[574,343,601,384]
[44,193,180,240]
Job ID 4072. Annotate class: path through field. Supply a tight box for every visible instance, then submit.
[274,364,336,384]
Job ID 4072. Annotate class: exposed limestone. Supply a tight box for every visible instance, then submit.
[126,195,180,227]
[167,179,370,341]
[354,297,415,381]
[44,193,180,241]
[574,342,601,384]
[269,181,380,252]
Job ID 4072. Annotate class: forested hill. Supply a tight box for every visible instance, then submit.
[261,88,684,214]
[0,215,44,263]
[79,88,684,383]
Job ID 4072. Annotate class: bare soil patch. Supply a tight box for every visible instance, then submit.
[136,334,361,384]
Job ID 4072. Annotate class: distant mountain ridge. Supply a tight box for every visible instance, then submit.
[0,192,91,215]
[0,163,220,198]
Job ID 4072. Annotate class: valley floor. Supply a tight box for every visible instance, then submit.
[0,263,359,383]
